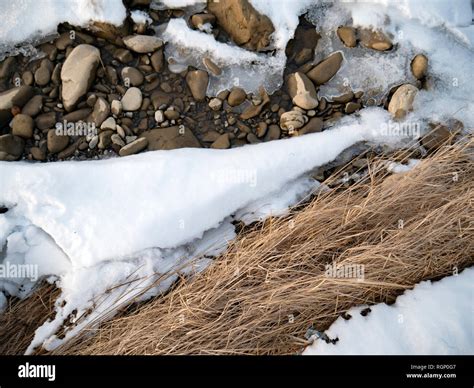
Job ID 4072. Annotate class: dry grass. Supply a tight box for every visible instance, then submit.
[0,283,60,355]
[51,136,474,355]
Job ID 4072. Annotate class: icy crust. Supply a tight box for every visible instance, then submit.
[307,1,474,128]
[304,267,474,355]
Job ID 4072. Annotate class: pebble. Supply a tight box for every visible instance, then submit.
[111,100,122,116]
[203,57,222,76]
[121,87,143,111]
[287,71,319,110]
[61,44,101,111]
[119,137,148,156]
[0,134,24,161]
[121,67,144,86]
[88,135,99,149]
[411,54,428,80]
[123,35,163,53]
[208,98,223,111]
[185,70,209,101]
[337,26,357,48]
[155,110,164,123]
[280,110,307,132]
[228,87,246,106]
[388,84,418,118]
[11,114,34,138]
[211,133,230,149]
[47,129,69,153]
[100,117,116,131]
[307,52,343,85]
[111,133,125,147]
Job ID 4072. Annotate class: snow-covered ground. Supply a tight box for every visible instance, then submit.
[304,267,474,355]
[0,0,472,353]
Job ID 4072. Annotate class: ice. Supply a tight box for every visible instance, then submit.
[304,267,474,355]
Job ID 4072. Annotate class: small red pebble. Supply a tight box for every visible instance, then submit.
[11,106,21,116]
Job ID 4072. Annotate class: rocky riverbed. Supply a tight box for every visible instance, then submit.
[0,0,460,163]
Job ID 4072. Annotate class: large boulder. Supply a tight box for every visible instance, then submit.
[61,44,101,111]
[208,0,275,51]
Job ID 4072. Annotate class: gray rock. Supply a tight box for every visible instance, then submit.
[61,44,101,111]
[123,35,163,53]
[119,137,148,156]
[121,87,143,111]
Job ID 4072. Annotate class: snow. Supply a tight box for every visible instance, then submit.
[0,108,400,353]
[385,158,420,173]
[304,267,474,355]
[0,0,126,46]
[130,10,152,26]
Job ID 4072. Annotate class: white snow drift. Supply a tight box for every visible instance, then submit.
[304,268,474,355]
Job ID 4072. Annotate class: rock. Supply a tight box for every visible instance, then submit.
[186,70,209,101]
[280,110,307,132]
[111,133,125,147]
[307,52,343,85]
[119,137,148,156]
[22,71,34,86]
[151,91,173,109]
[286,27,320,65]
[114,49,133,64]
[202,130,221,142]
[30,146,46,161]
[123,35,163,53]
[208,0,274,51]
[203,57,222,76]
[359,29,393,51]
[191,13,216,28]
[61,44,100,111]
[121,87,143,111]
[47,129,69,153]
[154,110,164,123]
[228,87,247,106]
[337,26,357,48]
[99,130,114,149]
[140,126,201,150]
[332,92,354,103]
[388,84,418,118]
[63,108,91,122]
[240,87,270,120]
[164,110,180,120]
[151,49,164,72]
[88,20,132,45]
[111,100,122,116]
[0,56,16,84]
[88,135,99,150]
[22,95,43,117]
[121,67,144,86]
[34,59,53,86]
[208,98,223,111]
[35,112,56,130]
[299,117,323,135]
[101,117,116,131]
[411,54,428,80]
[211,133,230,149]
[256,122,268,138]
[0,86,34,126]
[345,102,361,114]
[421,123,451,151]
[264,124,280,141]
[55,32,74,50]
[0,134,24,160]
[90,97,110,127]
[287,72,318,110]
[11,114,34,138]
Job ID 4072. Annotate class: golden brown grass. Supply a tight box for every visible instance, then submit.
[51,136,473,355]
[0,283,60,355]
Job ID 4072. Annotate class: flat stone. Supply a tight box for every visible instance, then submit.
[119,137,148,156]
[140,126,201,151]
